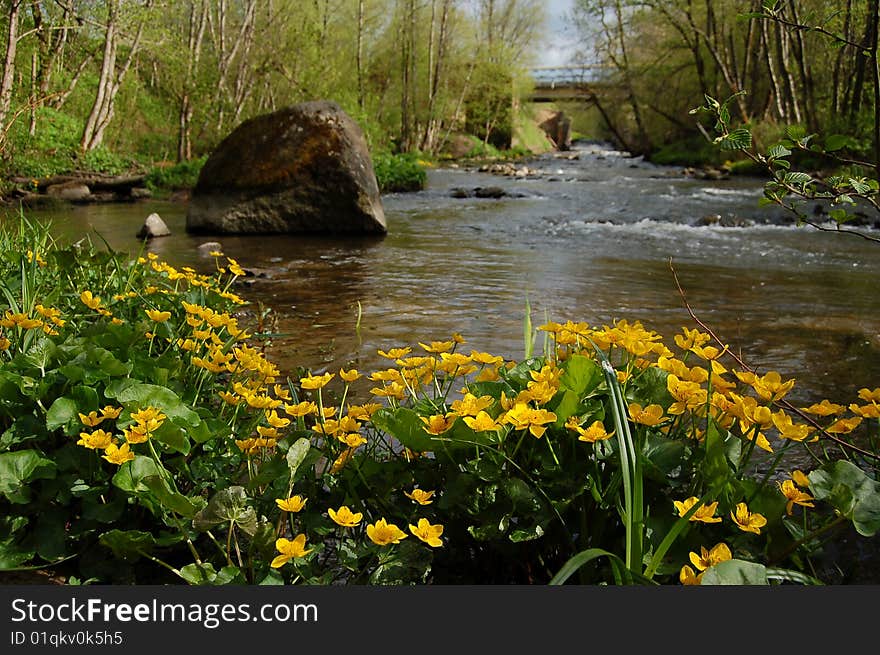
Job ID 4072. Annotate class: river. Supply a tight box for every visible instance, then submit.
[7,141,880,410]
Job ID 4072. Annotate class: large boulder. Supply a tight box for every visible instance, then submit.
[186,101,386,235]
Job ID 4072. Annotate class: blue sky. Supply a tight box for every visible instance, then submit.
[536,0,580,67]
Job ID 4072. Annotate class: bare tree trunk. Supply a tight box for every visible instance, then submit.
[761,20,786,121]
[49,54,90,109]
[0,0,23,139]
[210,0,255,135]
[178,0,208,162]
[421,0,450,152]
[773,18,801,124]
[398,0,416,151]
[80,0,149,152]
[612,0,650,153]
[831,0,853,115]
[356,0,365,110]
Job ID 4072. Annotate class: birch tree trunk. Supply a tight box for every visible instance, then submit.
[0,0,23,142]
[178,0,208,162]
[80,0,149,152]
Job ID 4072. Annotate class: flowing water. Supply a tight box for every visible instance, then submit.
[7,141,880,410]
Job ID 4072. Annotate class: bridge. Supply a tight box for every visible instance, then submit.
[528,65,615,102]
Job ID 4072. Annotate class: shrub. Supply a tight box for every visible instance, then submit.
[145,156,208,192]
[372,152,427,193]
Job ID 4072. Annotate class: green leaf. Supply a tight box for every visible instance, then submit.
[824,134,849,152]
[551,389,582,427]
[560,354,602,396]
[0,450,56,503]
[700,559,769,585]
[45,397,79,431]
[549,548,626,585]
[111,455,162,493]
[151,419,191,455]
[192,486,258,535]
[107,382,201,427]
[849,178,872,194]
[809,460,880,536]
[370,407,437,453]
[141,475,200,518]
[286,437,311,481]
[509,525,545,543]
[719,128,752,151]
[767,144,792,159]
[99,530,164,559]
[58,346,131,384]
[178,563,244,585]
[783,172,813,187]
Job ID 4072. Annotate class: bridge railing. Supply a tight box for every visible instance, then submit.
[530,65,614,88]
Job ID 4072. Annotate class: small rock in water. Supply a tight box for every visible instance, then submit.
[197,241,223,255]
[137,213,171,239]
[474,186,506,199]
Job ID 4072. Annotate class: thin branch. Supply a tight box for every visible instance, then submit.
[668,258,880,461]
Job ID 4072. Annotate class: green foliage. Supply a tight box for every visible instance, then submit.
[372,152,427,193]
[693,92,880,242]
[145,157,208,192]
[79,147,132,176]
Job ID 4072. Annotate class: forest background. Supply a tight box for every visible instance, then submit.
[0,1,877,193]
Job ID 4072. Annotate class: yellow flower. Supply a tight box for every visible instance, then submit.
[753,371,795,402]
[679,564,702,586]
[462,411,500,432]
[801,399,846,416]
[419,340,454,354]
[502,402,557,438]
[276,495,307,513]
[378,346,412,359]
[226,258,246,276]
[404,489,435,505]
[131,406,167,425]
[265,409,291,429]
[100,406,123,419]
[778,479,815,515]
[339,432,367,448]
[688,543,732,571]
[567,418,612,443]
[270,534,313,568]
[450,393,494,417]
[102,442,135,465]
[80,290,102,310]
[420,414,455,435]
[78,411,105,427]
[300,372,335,390]
[328,505,363,528]
[791,470,811,488]
[367,519,409,546]
[825,416,862,434]
[330,447,355,474]
[76,429,114,450]
[409,518,444,547]
[730,503,767,534]
[858,387,880,403]
[339,368,362,382]
[628,403,666,427]
[123,424,151,444]
[771,411,815,442]
[284,401,318,418]
[146,309,172,322]
[674,496,722,523]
